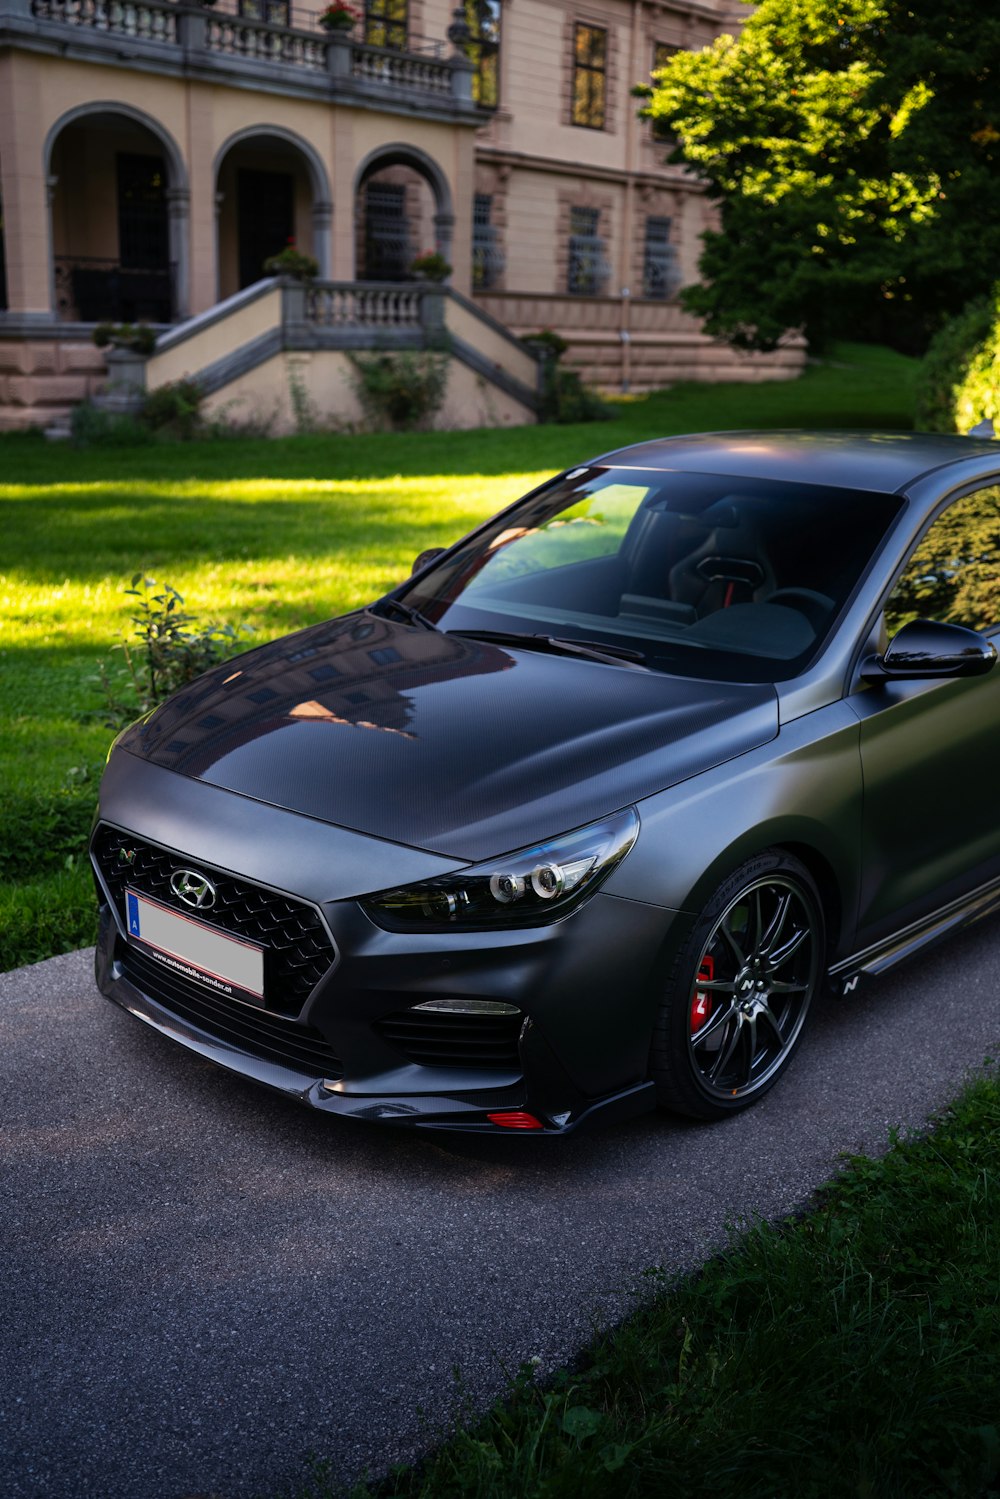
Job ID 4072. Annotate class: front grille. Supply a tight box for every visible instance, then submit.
[92,823,336,1016]
[121,944,344,1079]
[378,1007,523,1070]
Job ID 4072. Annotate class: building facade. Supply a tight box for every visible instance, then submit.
[0,0,802,430]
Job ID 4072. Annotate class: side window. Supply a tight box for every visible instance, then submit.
[884,485,1000,638]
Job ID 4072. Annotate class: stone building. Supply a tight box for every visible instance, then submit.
[0,0,802,431]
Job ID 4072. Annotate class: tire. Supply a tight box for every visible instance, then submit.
[651,850,824,1119]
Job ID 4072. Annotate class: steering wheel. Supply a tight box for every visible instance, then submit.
[767,587,836,632]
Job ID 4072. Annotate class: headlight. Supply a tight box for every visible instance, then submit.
[361,809,639,931]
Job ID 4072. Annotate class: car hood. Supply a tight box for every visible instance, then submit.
[120,614,778,860]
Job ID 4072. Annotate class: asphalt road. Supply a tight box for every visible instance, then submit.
[2,923,999,1499]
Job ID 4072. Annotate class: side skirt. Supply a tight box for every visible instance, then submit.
[829,871,1000,994]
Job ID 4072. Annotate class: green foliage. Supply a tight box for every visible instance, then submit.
[646,0,1000,353]
[91,322,157,354]
[914,294,995,432]
[410,251,452,282]
[520,328,569,361]
[348,350,450,431]
[539,367,613,425]
[141,379,205,439]
[0,860,96,971]
[333,1073,1000,1499]
[103,574,253,722]
[263,244,320,280]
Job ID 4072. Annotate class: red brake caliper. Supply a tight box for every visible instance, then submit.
[691,955,714,1035]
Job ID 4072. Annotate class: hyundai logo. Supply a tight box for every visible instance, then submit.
[170,869,217,910]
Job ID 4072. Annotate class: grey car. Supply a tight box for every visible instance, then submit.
[92,431,1000,1133]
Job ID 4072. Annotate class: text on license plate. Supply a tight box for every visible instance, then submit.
[125,888,265,1004]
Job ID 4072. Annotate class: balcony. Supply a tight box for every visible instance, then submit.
[1,0,480,121]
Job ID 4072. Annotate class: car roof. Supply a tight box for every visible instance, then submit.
[587,430,1000,495]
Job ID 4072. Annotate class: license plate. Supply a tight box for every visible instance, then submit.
[125,888,265,1007]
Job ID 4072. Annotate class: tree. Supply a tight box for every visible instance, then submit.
[643,0,1000,352]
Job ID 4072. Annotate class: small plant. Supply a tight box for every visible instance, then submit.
[263,241,319,280]
[521,327,569,361]
[348,348,450,430]
[540,366,613,424]
[141,379,204,440]
[410,249,452,283]
[91,322,157,355]
[317,0,359,29]
[101,575,253,723]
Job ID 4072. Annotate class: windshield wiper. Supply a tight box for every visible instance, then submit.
[372,598,439,632]
[449,628,648,669]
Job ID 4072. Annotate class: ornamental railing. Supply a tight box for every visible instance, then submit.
[31,0,178,41]
[306,282,424,328]
[205,9,325,67]
[18,0,476,106]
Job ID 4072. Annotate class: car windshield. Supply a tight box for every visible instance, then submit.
[399,466,904,683]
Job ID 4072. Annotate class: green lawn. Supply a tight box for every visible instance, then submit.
[0,343,918,970]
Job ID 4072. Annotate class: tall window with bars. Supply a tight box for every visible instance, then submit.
[464,0,501,108]
[365,0,407,50]
[649,42,678,143]
[472,194,504,291]
[572,24,607,129]
[643,216,680,300]
[567,207,610,296]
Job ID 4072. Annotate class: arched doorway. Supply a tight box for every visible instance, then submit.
[46,106,188,323]
[214,129,331,300]
[354,145,454,281]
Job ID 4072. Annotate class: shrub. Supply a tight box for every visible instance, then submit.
[348,349,450,430]
[540,366,613,424]
[141,379,204,439]
[914,295,996,433]
[101,574,253,723]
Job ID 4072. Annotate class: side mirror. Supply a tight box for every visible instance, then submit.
[411,547,446,576]
[862,618,997,683]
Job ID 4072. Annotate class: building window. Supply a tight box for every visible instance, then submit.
[464,0,501,108]
[365,0,407,50]
[472,194,504,291]
[567,207,609,295]
[643,216,680,300]
[650,43,677,142]
[238,0,289,23]
[572,24,607,129]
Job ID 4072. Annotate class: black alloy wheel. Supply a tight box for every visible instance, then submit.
[652,851,824,1118]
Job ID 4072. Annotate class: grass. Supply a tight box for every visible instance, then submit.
[0,342,918,971]
[298,1071,1000,1499]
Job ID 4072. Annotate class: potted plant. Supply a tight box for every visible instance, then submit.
[317,0,360,30]
[262,241,319,280]
[92,322,157,355]
[410,249,452,283]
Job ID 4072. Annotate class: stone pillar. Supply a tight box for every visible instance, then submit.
[325,30,352,83]
[0,54,56,316]
[433,211,455,277]
[311,199,333,279]
[96,347,148,412]
[167,187,191,321]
